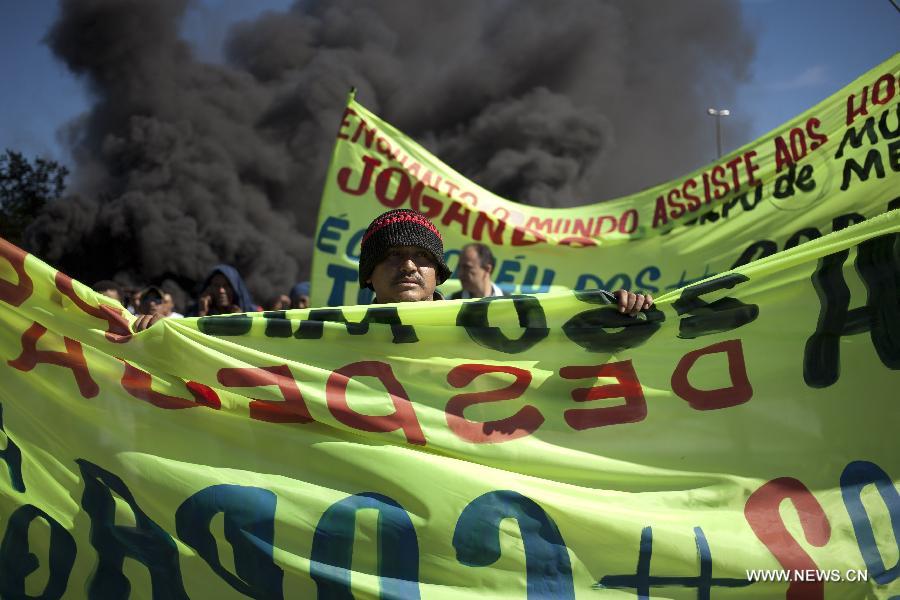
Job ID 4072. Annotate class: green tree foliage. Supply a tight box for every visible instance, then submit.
[0,150,69,246]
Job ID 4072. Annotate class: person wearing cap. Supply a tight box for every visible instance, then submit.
[359,208,653,314]
[137,286,166,317]
[358,209,452,303]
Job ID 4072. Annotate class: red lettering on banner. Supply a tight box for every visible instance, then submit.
[374,167,410,208]
[560,361,647,430]
[774,136,794,172]
[670,339,752,410]
[441,202,471,235]
[710,165,729,199]
[511,226,546,246]
[472,211,505,244]
[846,86,870,126]
[0,238,33,307]
[54,272,131,343]
[121,362,220,410]
[445,364,542,443]
[745,478,831,600]
[325,361,425,446]
[652,196,669,228]
[618,210,639,234]
[410,182,443,218]
[217,364,313,423]
[871,73,896,106]
[743,150,761,184]
[8,322,99,398]
[336,107,355,140]
[683,178,701,212]
[337,155,381,196]
[725,156,744,193]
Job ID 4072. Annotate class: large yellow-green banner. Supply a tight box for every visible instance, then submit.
[311,53,899,307]
[1,205,898,597]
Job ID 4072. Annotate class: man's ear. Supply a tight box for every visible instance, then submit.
[485,263,493,275]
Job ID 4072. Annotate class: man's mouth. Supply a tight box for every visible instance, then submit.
[394,278,421,286]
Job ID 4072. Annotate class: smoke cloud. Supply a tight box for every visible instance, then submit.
[27,0,755,302]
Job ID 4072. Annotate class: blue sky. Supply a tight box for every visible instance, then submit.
[1,0,897,169]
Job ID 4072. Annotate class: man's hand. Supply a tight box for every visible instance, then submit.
[132,313,164,332]
[613,289,653,316]
[197,294,212,317]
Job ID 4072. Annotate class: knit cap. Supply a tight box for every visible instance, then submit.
[358,209,451,289]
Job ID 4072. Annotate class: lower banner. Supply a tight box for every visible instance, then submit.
[0,210,898,599]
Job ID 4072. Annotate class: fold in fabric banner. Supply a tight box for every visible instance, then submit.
[1,206,898,597]
[311,53,899,307]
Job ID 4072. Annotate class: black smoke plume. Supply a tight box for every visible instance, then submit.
[27,0,755,302]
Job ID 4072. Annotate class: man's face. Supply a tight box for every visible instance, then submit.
[140,293,164,316]
[367,245,437,303]
[205,273,235,309]
[457,246,490,292]
[162,293,175,316]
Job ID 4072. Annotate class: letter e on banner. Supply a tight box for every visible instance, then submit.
[560,361,647,430]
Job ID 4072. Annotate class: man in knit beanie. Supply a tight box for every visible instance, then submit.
[358,208,653,314]
[359,208,452,303]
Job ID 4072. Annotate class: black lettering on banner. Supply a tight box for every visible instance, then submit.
[0,403,25,493]
[263,311,292,338]
[77,459,189,600]
[311,492,421,599]
[784,227,822,250]
[731,241,778,269]
[773,163,815,199]
[198,315,253,336]
[176,484,284,599]
[834,114,879,159]
[562,290,664,353]
[0,504,76,599]
[456,295,549,354]
[804,231,900,388]
[673,274,759,339]
[293,307,418,343]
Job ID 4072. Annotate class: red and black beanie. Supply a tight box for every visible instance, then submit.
[359,209,452,289]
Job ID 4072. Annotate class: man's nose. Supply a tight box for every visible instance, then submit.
[398,256,417,272]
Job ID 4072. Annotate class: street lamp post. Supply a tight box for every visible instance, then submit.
[707,108,730,159]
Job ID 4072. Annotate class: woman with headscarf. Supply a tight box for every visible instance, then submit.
[192,264,257,316]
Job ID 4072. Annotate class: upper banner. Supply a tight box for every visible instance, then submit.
[311,53,899,307]
[1,207,898,597]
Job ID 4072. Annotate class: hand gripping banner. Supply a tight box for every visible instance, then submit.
[1,207,898,597]
[311,53,899,307]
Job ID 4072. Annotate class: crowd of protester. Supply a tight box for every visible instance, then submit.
[92,265,311,322]
[115,210,652,332]
[91,242,503,323]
